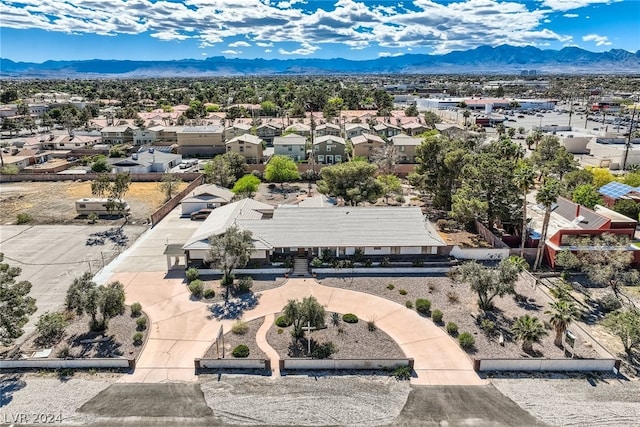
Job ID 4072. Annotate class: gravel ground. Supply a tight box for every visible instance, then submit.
[196,277,287,305]
[203,318,268,360]
[200,375,411,426]
[266,313,405,359]
[0,373,115,425]
[492,375,640,426]
[319,275,600,360]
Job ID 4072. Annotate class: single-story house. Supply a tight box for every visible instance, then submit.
[598,181,640,208]
[182,199,446,266]
[180,184,235,215]
[109,149,182,173]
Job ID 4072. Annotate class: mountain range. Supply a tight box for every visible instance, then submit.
[2,45,639,78]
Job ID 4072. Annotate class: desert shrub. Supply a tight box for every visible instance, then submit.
[16,213,32,224]
[203,288,216,299]
[186,267,200,283]
[136,317,147,331]
[237,276,253,293]
[380,257,390,267]
[405,300,413,309]
[399,289,408,295]
[87,212,99,224]
[277,328,284,334]
[367,317,376,332]
[415,299,431,315]
[598,294,622,313]
[342,313,358,323]
[232,344,250,358]
[36,312,67,345]
[447,291,460,303]
[386,283,395,290]
[188,279,204,297]
[364,259,372,267]
[395,194,404,203]
[130,302,142,317]
[428,284,436,292]
[393,366,412,380]
[458,332,475,349]
[311,257,323,267]
[431,309,443,324]
[446,322,458,335]
[56,345,72,359]
[311,341,337,359]
[133,332,144,345]
[232,320,249,335]
[436,219,448,231]
[480,319,496,336]
[412,259,424,267]
[275,315,292,327]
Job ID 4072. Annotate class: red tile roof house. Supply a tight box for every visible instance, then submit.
[529,196,639,268]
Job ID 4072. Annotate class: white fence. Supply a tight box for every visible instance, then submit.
[475,358,620,372]
[282,358,413,370]
[0,358,132,370]
[195,358,268,370]
[449,246,510,260]
[312,267,450,275]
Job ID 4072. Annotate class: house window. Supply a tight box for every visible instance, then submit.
[239,147,244,152]
[318,155,324,162]
[288,146,292,151]
[78,204,86,208]
[335,155,341,162]
[373,247,381,250]
[399,145,405,151]
[327,145,331,152]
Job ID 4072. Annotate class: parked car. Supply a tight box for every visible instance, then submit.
[190,208,213,220]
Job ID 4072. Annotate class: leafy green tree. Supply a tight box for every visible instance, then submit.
[376,174,402,203]
[603,309,640,357]
[511,315,547,352]
[562,169,594,196]
[590,167,615,188]
[260,100,278,116]
[0,253,37,345]
[232,174,261,198]
[572,184,603,209]
[450,185,487,228]
[283,296,325,339]
[545,300,579,347]
[91,155,110,173]
[159,174,182,202]
[451,258,520,311]
[65,273,125,331]
[405,104,419,117]
[264,155,300,189]
[205,226,253,298]
[533,178,560,271]
[423,111,441,128]
[623,171,640,187]
[317,161,382,206]
[91,173,112,198]
[613,199,640,221]
[35,311,67,345]
[514,161,535,257]
[531,136,577,179]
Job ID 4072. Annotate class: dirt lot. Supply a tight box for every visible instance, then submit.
[0,181,187,225]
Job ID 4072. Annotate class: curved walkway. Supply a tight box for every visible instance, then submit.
[113,271,483,386]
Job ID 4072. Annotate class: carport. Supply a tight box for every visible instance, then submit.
[164,244,187,270]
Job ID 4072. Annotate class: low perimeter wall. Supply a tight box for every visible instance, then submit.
[0,358,133,370]
[197,268,289,275]
[474,358,620,373]
[281,358,413,370]
[195,358,269,370]
[312,267,450,275]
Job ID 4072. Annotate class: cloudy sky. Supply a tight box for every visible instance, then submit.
[1,0,638,62]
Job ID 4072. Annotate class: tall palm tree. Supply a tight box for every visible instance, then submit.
[514,161,535,258]
[545,300,579,347]
[511,314,547,352]
[533,178,560,271]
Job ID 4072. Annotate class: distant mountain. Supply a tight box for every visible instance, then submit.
[2,45,639,78]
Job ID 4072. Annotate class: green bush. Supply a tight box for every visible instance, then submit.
[446,322,458,335]
[186,267,200,283]
[393,366,411,381]
[458,332,475,349]
[56,345,72,359]
[188,280,204,297]
[598,294,622,313]
[405,300,413,309]
[311,341,337,359]
[275,315,292,327]
[232,344,250,358]
[16,213,32,224]
[136,317,147,331]
[130,302,142,317]
[36,312,67,345]
[232,321,249,335]
[133,332,144,346]
[398,289,408,295]
[431,309,443,324]
[386,283,395,290]
[342,313,358,323]
[237,276,253,293]
[480,319,496,336]
[311,257,323,267]
[203,288,215,299]
[415,299,431,315]
[87,212,99,224]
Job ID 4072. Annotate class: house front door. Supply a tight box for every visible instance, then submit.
[297,248,307,257]
[326,155,334,164]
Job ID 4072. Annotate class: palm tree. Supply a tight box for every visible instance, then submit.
[514,161,535,258]
[533,178,560,271]
[545,300,579,347]
[511,314,547,352]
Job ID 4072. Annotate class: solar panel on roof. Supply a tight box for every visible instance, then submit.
[599,182,633,199]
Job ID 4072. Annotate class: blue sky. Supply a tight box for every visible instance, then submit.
[1,0,638,62]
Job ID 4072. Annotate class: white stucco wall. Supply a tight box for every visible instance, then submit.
[399,246,422,255]
[364,247,391,255]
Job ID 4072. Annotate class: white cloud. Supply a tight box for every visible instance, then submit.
[582,33,612,46]
[563,13,579,17]
[278,42,319,55]
[541,0,621,12]
[256,42,273,47]
[228,40,251,47]
[378,52,403,57]
[222,49,241,55]
[264,49,272,53]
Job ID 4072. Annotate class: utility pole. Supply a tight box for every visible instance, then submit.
[622,106,637,171]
